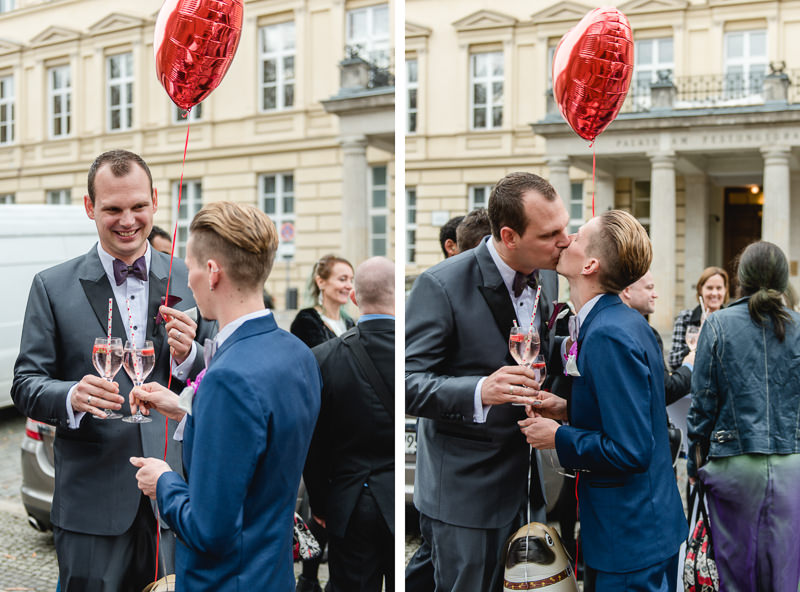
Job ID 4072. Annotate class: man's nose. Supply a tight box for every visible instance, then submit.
[119,211,135,226]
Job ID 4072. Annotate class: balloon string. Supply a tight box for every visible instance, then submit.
[591,144,596,218]
[153,117,191,585]
[574,472,580,577]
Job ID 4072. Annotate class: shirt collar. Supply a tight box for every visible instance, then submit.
[486,237,519,297]
[357,314,394,323]
[576,293,604,329]
[97,241,152,283]
[215,309,272,349]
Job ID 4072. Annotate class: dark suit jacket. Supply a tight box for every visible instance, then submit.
[554,294,687,573]
[651,326,691,405]
[406,241,561,529]
[157,314,321,591]
[290,307,355,349]
[12,246,212,535]
[304,318,394,538]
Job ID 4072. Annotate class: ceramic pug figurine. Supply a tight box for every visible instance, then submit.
[503,522,579,591]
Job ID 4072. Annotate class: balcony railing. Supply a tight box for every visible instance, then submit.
[547,67,794,115]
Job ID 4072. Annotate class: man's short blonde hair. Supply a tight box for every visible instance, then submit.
[189,201,279,290]
[589,210,652,294]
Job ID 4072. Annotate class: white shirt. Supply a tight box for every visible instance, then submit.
[473,238,543,423]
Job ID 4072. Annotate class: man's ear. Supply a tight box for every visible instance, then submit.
[581,258,600,277]
[152,187,158,213]
[84,195,95,220]
[499,226,517,250]
[444,238,459,257]
[349,289,357,307]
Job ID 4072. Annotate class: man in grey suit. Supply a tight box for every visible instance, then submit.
[405,172,571,592]
[12,150,212,591]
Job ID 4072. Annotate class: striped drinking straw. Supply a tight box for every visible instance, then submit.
[105,298,113,377]
[125,298,141,382]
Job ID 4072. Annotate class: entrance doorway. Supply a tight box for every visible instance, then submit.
[723,186,762,294]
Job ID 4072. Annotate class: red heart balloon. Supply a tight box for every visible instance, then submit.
[154,0,244,111]
[552,7,634,142]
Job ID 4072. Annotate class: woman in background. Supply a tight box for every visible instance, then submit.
[290,254,354,592]
[687,241,800,591]
[291,254,355,348]
[667,266,729,371]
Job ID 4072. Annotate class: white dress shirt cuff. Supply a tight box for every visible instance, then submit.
[66,384,85,428]
[173,415,187,441]
[171,341,198,381]
[473,377,491,423]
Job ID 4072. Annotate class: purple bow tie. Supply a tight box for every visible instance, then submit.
[112,256,147,286]
[512,270,538,298]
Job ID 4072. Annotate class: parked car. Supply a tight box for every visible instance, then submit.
[20,418,55,531]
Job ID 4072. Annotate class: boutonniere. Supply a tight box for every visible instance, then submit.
[154,295,183,326]
[564,341,581,377]
[547,302,570,331]
[178,367,205,415]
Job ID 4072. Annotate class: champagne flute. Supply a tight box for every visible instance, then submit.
[685,325,700,352]
[531,354,547,386]
[122,340,155,424]
[91,337,124,419]
[509,326,540,405]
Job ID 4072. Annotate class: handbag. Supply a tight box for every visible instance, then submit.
[683,480,719,592]
[293,512,322,562]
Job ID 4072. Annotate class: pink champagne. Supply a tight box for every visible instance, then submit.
[509,333,540,366]
[92,344,123,380]
[123,347,156,384]
[532,361,547,384]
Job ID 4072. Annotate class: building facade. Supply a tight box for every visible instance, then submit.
[406,0,800,334]
[0,0,395,310]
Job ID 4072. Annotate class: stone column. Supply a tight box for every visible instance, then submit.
[546,156,571,213]
[684,174,709,306]
[649,152,677,333]
[761,146,791,255]
[593,171,615,214]
[340,135,369,264]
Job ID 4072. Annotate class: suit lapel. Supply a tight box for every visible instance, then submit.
[78,247,127,339]
[475,243,517,346]
[577,293,620,349]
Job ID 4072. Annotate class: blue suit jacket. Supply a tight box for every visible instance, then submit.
[554,294,686,573]
[156,314,322,591]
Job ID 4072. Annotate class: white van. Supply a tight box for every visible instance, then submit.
[0,205,97,408]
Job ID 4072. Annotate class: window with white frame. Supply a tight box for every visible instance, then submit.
[369,166,389,257]
[568,183,583,234]
[107,53,133,131]
[259,21,295,111]
[0,76,14,145]
[0,193,15,203]
[173,103,202,123]
[346,4,390,67]
[632,180,651,235]
[470,51,503,130]
[0,0,15,13]
[260,173,295,259]
[46,189,70,205]
[406,187,417,264]
[49,65,71,138]
[407,58,418,133]
[634,38,674,108]
[468,184,493,211]
[724,30,767,97]
[172,180,202,258]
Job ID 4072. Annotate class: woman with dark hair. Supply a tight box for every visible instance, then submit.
[687,241,800,592]
[290,254,355,349]
[667,266,730,371]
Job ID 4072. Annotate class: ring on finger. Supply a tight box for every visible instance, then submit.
[510,385,515,396]
[87,395,92,405]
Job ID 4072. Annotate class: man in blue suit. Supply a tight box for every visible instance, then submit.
[520,210,687,591]
[130,201,322,591]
